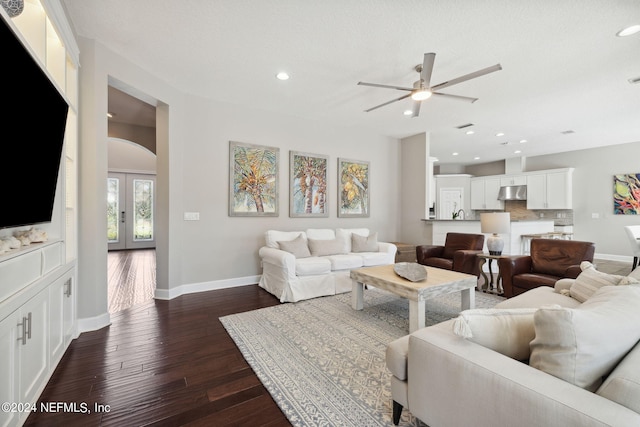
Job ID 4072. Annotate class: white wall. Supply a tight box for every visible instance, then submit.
[525,141,640,259]
[399,133,430,244]
[179,95,400,287]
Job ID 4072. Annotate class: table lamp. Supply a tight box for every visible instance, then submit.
[480,212,511,255]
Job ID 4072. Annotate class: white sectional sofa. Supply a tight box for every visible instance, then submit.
[386,262,640,426]
[258,228,396,302]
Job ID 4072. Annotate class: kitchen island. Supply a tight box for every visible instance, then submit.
[421,219,555,256]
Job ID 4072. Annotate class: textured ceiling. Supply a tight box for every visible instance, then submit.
[62,0,640,165]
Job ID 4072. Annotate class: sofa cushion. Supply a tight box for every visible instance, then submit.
[277,234,311,258]
[336,228,369,252]
[358,251,391,267]
[596,340,640,413]
[529,285,640,391]
[295,257,332,276]
[325,254,363,270]
[308,237,348,256]
[452,308,539,361]
[265,230,306,249]
[306,228,337,240]
[567,261,625,303]
[495,286,581,310]
[352,232,378,252]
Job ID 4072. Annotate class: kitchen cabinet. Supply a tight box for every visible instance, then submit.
[500,175,527,186]
[526,169,573,209]
[471,177,504,210]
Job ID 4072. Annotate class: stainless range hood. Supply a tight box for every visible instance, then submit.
[498,185,527,201]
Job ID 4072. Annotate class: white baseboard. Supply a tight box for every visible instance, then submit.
[154,275,262,300]
[594,253,634,263]
[76,312,111,334]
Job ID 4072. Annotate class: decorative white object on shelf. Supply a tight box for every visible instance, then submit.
[13,227,48,246]
[394,262,428,282]
[1,0,23,17]
[0,239,11,254]
[3,235,21,249]
[481,212,511,255]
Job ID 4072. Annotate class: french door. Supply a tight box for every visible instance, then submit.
[107,173,156,250]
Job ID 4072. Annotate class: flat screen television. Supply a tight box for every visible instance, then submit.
[0,15,69,230]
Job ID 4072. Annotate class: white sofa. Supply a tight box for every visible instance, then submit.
[386,263,640,426]
[258,228,397,302]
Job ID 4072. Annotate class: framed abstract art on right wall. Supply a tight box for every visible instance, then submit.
[614,173,640,214]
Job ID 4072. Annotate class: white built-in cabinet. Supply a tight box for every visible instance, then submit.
[470,177,504,210]
[0,2,78,426]
[526,169,573,209]
[500,175,527,186]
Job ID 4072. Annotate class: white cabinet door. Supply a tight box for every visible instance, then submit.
[0,315,18,427]
[470,179,485,210]
[484,178,504,210]
[17,289,49,405]
[526,174,547,209]
[49,272,75,366]
[500,175,527,186]
[546,171,572,209]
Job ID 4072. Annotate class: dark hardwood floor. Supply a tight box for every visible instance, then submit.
[25,284,291,426]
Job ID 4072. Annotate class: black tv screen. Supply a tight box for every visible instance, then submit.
[0,16,69,229]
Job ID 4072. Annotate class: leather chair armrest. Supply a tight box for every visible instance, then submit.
[416,245,445,265]
[497,256,532,298]
[452,250,484,276]
[565,264,583,279]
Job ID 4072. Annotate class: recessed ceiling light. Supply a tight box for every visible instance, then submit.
[514,150,522,154]
[276,72,290,80]
[403,110,413,116]
[496,132,505,137]
[452,152,459,156]
[465,130,474,135]
[474,156,480,160]
[617,24,640,37]
[107,112,114,118]
[519,139,527,143]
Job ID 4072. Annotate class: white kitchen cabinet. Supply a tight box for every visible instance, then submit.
[527,169,573,209]
[500,175,527,186]
[49,271,75,365]
[0,314,18,427]
[471,177,504,210]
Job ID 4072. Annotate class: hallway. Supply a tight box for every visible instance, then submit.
[107,249,156,313]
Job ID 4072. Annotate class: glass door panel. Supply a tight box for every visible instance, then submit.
[108,173,155,250]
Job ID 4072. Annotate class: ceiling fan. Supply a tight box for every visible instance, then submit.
[357,53,502,117]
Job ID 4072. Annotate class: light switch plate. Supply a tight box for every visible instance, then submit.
[184,212,200,221]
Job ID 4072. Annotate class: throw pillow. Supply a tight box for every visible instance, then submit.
[352,232,378,252]
[277,234,311,258]
[307,237,347,257]
[529,285,640,391]
[568,261,624,303]
[452,308,539,361]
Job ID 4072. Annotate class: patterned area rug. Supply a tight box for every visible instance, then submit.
[220,289,504,426]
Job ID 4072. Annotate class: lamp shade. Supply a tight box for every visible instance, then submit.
[480,212,511,234]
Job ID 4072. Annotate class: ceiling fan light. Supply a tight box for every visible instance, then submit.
[411,90,432,101]
[617,24,640,37]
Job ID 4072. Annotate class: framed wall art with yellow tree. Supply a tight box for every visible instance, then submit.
[338,158,369,218]
[229,141,279,216]
[290,151,328,217]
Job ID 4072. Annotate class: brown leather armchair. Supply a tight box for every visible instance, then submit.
[416,232,485,277]
[498,238,595,298]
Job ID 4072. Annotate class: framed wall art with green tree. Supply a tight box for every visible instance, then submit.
[229,141,279,216]
[290,151,328,218]
[338,158,369,218]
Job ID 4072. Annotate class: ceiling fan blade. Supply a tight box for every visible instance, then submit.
[432,92,478,103]
[411,100,421,117]
[431,64,502,91]
[421,53,435,88]
[364,93,412,112]
[357,81,413,91]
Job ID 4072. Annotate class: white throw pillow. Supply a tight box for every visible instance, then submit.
[452,308,539,361]
[352,232,378,253]
[277,234,311,258]
[265,230,306,249]
[568,261,624,303]
[530,285,640,391]
[307,237,347,256]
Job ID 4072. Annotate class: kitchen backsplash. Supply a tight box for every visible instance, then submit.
[470,200,574,225]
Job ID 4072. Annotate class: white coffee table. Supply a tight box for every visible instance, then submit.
[350,264,477,333]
